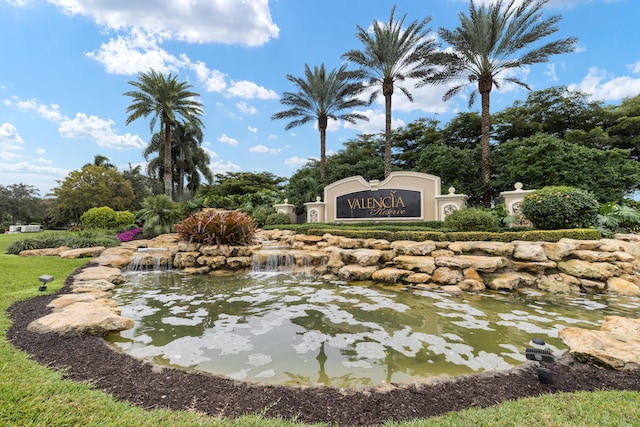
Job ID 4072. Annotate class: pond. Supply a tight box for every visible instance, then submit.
[107,271,640,388]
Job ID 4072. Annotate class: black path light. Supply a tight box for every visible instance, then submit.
[525,337,555,385]
[38,274,54,292]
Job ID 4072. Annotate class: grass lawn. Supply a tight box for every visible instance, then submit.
[1,232,639,426]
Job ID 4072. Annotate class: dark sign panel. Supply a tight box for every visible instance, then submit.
[336,189,421,219]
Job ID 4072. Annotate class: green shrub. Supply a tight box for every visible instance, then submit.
[114,210,136,227]
[80,207,117,228]
[265,212,291,225]
[6,231,120,255]
[251,206,277,228]
[175,210,256,246]
[444,208,499,232]
[521,186,599,230]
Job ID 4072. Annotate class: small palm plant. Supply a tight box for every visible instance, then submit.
[596,202,640,237]
[136,195,183,237]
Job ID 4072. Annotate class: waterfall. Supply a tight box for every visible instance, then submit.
[128,247,172,271]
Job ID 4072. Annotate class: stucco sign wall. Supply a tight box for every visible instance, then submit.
[324,172,446,223]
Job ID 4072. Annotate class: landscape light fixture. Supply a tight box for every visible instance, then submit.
[38,274,54,291]
[525,343,555,385]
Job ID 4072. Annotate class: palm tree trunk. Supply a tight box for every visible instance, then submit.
[479,78,492,208]
[163,119,173,200]
[383,80,394,178]
[319,116,328,183]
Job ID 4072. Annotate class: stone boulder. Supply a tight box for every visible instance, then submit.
[371,267,412,283]
[19,247,71,257]
[558,316,640,370]
[73,266,124,284]
[28,296,133,336]
[59,246,106,259]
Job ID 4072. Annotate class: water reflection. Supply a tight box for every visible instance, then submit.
[107,271,640,387]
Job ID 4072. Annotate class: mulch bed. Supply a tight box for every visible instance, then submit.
[6,269,640,426]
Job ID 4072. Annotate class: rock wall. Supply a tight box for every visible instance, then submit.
[90,231,640,297]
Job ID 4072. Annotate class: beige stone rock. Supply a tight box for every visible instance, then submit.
[292,250,328,267]
[404,273,432,284]
[338,237,364,249]
[70,279,116,292]
[226,256,252,269]
[486,272,536,290]
[95,247,135,268]
[390,240,436,256]
[197,255,227,269]
[579,279,606,292]
[59,246,106,259]
[74,266,124,284]
[458,279,485,292]
[557,259,618,280]
[431,249,454,257]
[573,250,619,263]
[48,293,103,309]
[560,238,601,251]
[371,268,412,283]
[295,234,324,243]
[200,245,233,256]
[512,260,557,274]
[448,241,514,257]
[366,239,392,250]
[559,316,640,370]
[29,300,133,336]
[440,285,462,294]
[436,255,508,273]
[599,238,640,258]
[463,267,483,282]
[432,267,463,285]
[19,247,71,257]
[184,266,211,274]
[606,277,640,296]
[393,255,436,274]
[536,274,581,294]
[513,241,548,262]
[173,251,201,268]
[351,249,382,266]
[614,261,637,274]
[337,265,378,281]
[542,240,577,262]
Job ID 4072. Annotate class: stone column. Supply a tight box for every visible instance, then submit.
[273,199,298,224]
[435,187,468,221]
[500,182,536,227]
[304,196,326,223]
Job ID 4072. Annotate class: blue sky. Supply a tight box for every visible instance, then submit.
[1,0,639,197]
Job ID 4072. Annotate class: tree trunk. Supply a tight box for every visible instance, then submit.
[479,77,492,208]
[319,116,328,183]
[163,118,173,200]
[383,79,394,178]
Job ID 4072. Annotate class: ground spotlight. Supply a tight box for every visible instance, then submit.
[38,274,54,291]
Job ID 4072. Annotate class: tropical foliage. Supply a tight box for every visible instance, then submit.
[175,210,256,246]
[124,70,204,199]
[521,186,599,230]
[136,195,183,237]
[343,6,439,177]
[425,0,577,206]
[272,63,370,182]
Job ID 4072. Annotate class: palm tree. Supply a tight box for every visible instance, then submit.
[272,63,369,182]
[424,0,577,206]
[143,126,212,202]
[124,69,204,199]
[342,6,439,178]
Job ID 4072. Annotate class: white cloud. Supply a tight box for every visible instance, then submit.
[87,28,182,75]
[0,122,25,160]
[58,113,147,149]
[284,156,310,168]
[236,102,258,115]
[568,66,640,101]
[248,126,258,133]
[209,160,241,175]
[225,80,278,100]
[189,60,227,93]
[6,97,65,121]
[47,0,279,46]
[249,144,280,154]
[343,109,404,134]
[218,134,239,146]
